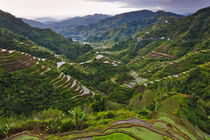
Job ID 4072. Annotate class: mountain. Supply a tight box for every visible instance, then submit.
[34,17,58,24]
[0,10,92,60]
[47,14,111,33]
[0,48,94,116]
[21,18,46,29]
[64,10,183,42]
[141,6,210,40]
[0,6,209,140]
[101,6,210,134]
[0,23,95,116]
[22,14,111,35]
[0,28,55,60]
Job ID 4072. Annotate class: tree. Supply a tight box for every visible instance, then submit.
[68,108,87,130]
[90,94,106,112]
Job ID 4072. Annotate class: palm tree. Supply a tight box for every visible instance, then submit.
[68,108,87,130]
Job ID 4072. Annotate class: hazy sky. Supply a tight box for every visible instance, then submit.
[0,0,209,19]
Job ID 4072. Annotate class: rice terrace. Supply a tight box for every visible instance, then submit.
[0,0,209,140]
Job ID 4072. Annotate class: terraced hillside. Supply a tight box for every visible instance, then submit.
[0,48,94,116]
[0,28,56,60]
[7,112,209,140]
[0,10,92,60]
[0,6,210,140]
[60,52,135,104]
[66,10,182,43]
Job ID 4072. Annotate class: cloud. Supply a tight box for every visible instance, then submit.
[87,0,210,14]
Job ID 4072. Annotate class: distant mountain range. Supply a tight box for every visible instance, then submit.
[21,11,183,43]
[21,14,111,34]
[47,14,111,32]
[66,10,183,42]
[21,18,45,29]
[34,17,58,24]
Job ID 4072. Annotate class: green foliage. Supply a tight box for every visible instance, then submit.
[68,108,87,130]
[75,50,96,62]
[148,63,210,133]
[45,117,63,133]
[61,119,75,132]
[96,111,115,120]
[135,108,152,119]
[0,28,56,60]
[106,126,164,140]
[0,6,209,139]
[0,123,10,138]
[97,80,135,103]
[153,50,210,78]
[61,61,135,103]
[35,109,64,121]
[90,94,106,112]
[10,134,39,140]
[115,73,134,84]
[68,10,182,43]
[0,60,84,116]
[0,10,92,60]
[93,133,135,140]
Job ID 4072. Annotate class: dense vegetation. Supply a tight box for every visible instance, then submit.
[60,60,136,104]
[0,54,90,116]
[66,10,182,42]
[0,6,209,140]
[0,10,92,60]
[0,28,56,60]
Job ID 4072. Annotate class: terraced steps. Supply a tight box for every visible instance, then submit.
[0,48,95,105]
[0,49,37,72]
[51,118,197,140]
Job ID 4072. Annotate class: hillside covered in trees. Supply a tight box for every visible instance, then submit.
[0,6,209,140]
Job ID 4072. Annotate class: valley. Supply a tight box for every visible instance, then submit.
[0,5,209,140]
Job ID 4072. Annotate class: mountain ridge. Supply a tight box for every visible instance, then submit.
[21,14,111,34]
[0,9,92,60]
[64,9,183,42]
[0,6,209,140]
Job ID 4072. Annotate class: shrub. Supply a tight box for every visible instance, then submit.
[21,120,43,131]
[90,94,106,112]
[104,112,115,119]
[61,119,75,132]
[35,109,65,121]
[44,117,63,133]
[97,119,113,125]
[0,124,10,138]
[86,120,97,127]
[68,108,87,130]
[136,108,152,119]
[96,111,115,120]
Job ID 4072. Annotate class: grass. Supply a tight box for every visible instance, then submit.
[157,116,197,140]
[121,127,163,140]
[106,126,163,140]
[10,134,40,140]
[93,133,135,140]
[153,122,187,140]
[157,116,177,126]
[157,95,199,140]
[130,71,148,84]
